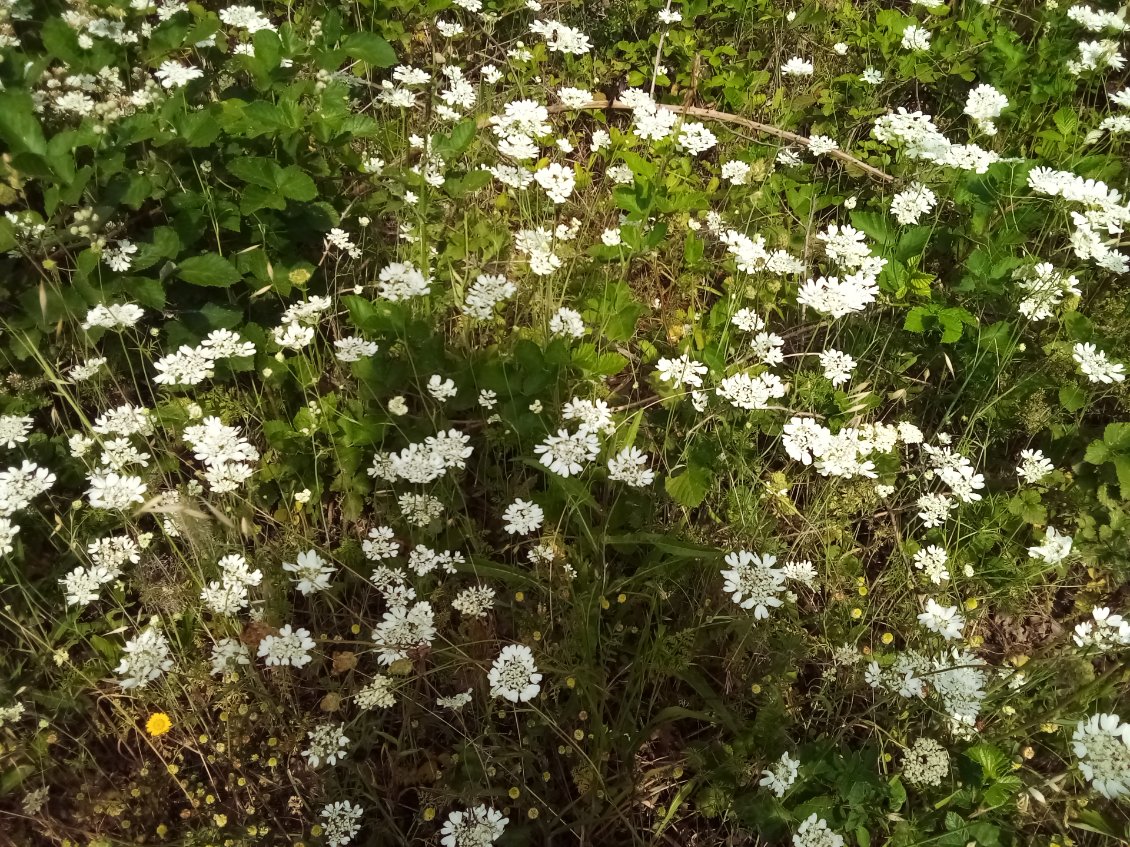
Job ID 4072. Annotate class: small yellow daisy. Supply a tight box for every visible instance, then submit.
[146,713,172,737]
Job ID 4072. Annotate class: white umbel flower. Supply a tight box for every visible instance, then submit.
[793,814,844,847]
[320,801,364,846]
[759,751,799,796]
[917,598,965,641]
[720,551,786,618]
[488,644,542,702]
[116,627,173,689]
[1072,713,1130,799]
[283,549,335,595]
[439,806,508,847]
[502,498,544,534]
[534,429,599,477]
[303,723,349,768]
[901,737,950,786]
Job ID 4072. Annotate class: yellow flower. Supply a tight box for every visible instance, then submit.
[146,713,172,737]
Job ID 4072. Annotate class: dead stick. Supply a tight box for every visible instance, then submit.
[544,98,894,184]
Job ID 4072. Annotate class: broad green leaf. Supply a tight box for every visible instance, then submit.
[228,157,278,189]
[0,91,48,157]
[277,165,316,200]
[343,32,397,67]
[177,253,242,287]
[665,464,712,508]
[1058,384,1086,412]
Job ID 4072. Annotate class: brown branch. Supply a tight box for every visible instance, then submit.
[547,98,894,183]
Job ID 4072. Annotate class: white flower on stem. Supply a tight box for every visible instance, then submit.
[283,549,335,595]
[502,498,544,534]
[488,644,542,702]
[720,551,786,618]
[1072,713,1130,799]
[781,57,814,76]
[901,25,931,51]
[656,355,707,389]
[1028,526,1073,564]
[917,598,965,641]
[759,751,799,796]
[534,429,599,477]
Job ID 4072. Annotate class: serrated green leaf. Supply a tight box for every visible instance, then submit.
[665,464,712,508]
[0,91,48,157]
[228,157,277,189]
[343,32,397,67]
[277,165,316,200]
[1058,384,1086,412]
[177,253,242,287]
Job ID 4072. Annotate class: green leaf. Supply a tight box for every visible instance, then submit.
[665,464,712,508]
[177,253,242,287]
[433,119,476,158]
[1084,440,1110,465]
[1114,455,1130,500]
[277,165,316,200]
[1058,384,1086,413]
[1104,422,1130,452]
[343,32,397,67]
[965,743,1009,781]
[887,776,907,811]
[850,210,896,247]
[0,91,49,157]
[228,157,277,189]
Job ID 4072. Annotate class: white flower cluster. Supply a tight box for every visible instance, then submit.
[782,418,917,480]
[1066,39,1125,75]
[488,643,542,702]
[439,805,508,847]
[797,224,885,318]
[921,441,985,506]
[1,460,56,554]
[889,182,937,225]
[759,751,800,796]
[793,814,844,847]
[901,737,950,786]
[1028,525,1073,564]
[201,553,262,614]
[320,801,364,846]
[370,428,473,484]
[867,648,987,726]
[1026,166,1130,273]
[283,549,334,595]
[1072,342,1126,383]
[1017,448,1054,483]
[720,551,787,619]
[873,108,1001,174]
[1072,713,1130,798]
[154,329,256,386]
[514,225,562,276]
[719,227,805,277]
[303,722,349,768]
[917,597,965,641]
[259,624,316,667]
[210,637,250,676]
[1012,262,1081,321]
[116,626,173,689]
[463,273,517,319]
[372,600,437,665]
[528,18,591,55]
[913,545,950,585]
[963,84,1009,135]
[623,88,679,142]
[183,416,259,493]
[1066,4,1129,33]
[81,302,145,331]
[1073,606,1130,652]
